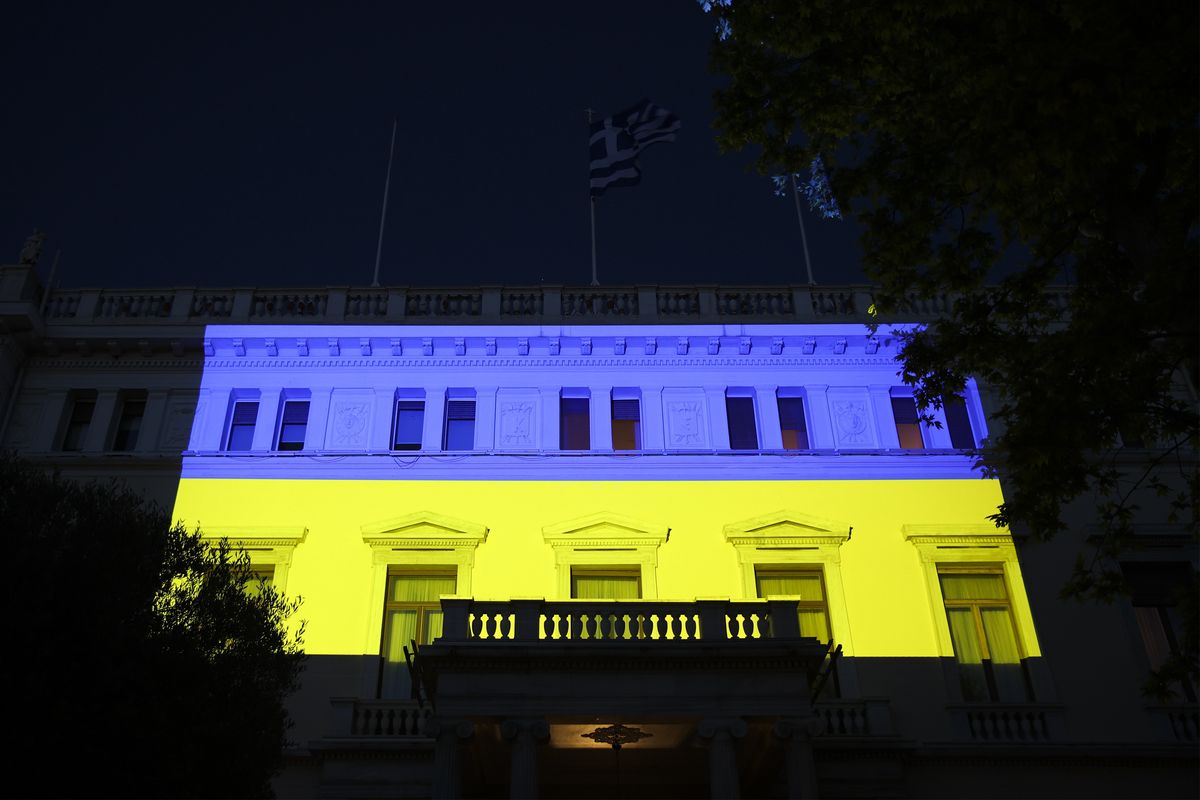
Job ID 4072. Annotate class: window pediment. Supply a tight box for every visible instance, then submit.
[541,511,669,549]
[723,510,850,547]
[202,525,308,549]
[360,511,488,549]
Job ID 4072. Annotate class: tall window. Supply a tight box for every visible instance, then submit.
[777,393,809,450]
[755,566,831,643]
[61,395,96,452]
[611,393,641,451]
[243,565,275,599]
[443,398,475,450]
[1122,562,1197,702]
[112,397,146,452]
[393,399,425,451]
[939,569,1029,702]
[891,395,924,449]
[276,400,310,451]
[726,391,759,450]
[944,395,975,449]
[379,570,457,698]
[226,401,259,451]
[560,392,590,450]
[570,566,641,599]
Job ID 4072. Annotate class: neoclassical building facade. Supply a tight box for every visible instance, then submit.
[0,263,1194,798]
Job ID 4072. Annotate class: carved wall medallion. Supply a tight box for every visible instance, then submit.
[500,402,534,446]
[833,401,870,445]
[666,400,705,446]
[332,401,369,447]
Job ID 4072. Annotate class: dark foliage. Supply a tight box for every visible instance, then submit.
[702,0,1197,696]
[0,455,305,797]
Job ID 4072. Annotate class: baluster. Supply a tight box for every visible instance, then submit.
[663,614,675,640]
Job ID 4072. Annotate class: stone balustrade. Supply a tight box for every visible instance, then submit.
[949,703,1065,743]
[329,697,432,737]
[812,698,895,738]
[439,597,809,644]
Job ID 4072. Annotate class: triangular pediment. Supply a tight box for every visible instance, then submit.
[723,510,849,545]
[361,510,488,547]
[542,511,669,547]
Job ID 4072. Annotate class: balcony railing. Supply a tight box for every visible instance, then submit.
[329,698,432,738]
[947,703,1065,743]
[439,598,817,644]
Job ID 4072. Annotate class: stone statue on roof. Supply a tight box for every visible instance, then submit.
[18,229,45,266]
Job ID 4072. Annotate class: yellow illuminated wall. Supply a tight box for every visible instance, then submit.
[173,477,1040,661]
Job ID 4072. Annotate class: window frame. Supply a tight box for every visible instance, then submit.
[570,565,643,599]
[611,388,642,451]
[392,393,426,451]
[776,388,810,451]
[723,510,853,654]
[60,392,97,452]
[224,395,261,452]
[200,525,307,595]
[889,392,925,450]
[559,389,591,450]
[442,392,477,451]
[754,564,833,644]
[903,524,1046,703]
[111,392,147,452]
[275,397,311,452]
[725,387,760,450]
[542,512,669,600]
[937,565,1033,702]
[360,511,488,656]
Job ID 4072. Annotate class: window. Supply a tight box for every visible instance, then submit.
[611,392,641,451]
[243,565,275,599]
[543,512,669,599]
[726,390,759,450]
[379,569,457,698]
[226,401,259,451]
[61,395,96,452]
[560,391,590,450]
[755,566,831,643]
[777,393,809,450]
[939,568,1030,702]
[1122,562,1197,702]
[276,400,310,451]
[944,395,975,449]
[571,566,642,599]
[891,395,924,449]
[393,399,425,451]
[112,396,146,451]
[443,397,476,450]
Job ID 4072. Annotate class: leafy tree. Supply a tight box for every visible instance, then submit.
[700,0,1197,694]
[1,454,305,797]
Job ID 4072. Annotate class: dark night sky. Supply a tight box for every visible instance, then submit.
[1,2,866,290]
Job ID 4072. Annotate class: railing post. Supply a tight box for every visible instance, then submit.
[696,598,731,641]
[440,598,472,642]
[329,697,357,736]
[543,286,561,318]
[231,288,254,319]
[510,598,544,642]
[766,600,802,639]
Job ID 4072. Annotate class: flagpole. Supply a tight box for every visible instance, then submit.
[586,108,599,286]
[371,118,398,288]
[791,173,816,285]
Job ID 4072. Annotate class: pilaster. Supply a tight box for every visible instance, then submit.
[754,385,783,449]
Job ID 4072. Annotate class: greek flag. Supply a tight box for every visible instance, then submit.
[589,99,680,197]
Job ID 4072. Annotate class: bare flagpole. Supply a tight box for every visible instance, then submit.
[790,173,817,285]
[371,118,398,288]
[586,108,599,286]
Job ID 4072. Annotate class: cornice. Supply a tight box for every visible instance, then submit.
[200,356,899,369]
[30,357,204,370]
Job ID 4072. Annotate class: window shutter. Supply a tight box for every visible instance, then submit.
[891,397,919,424]
[282,401,310,424]
[778,397,806,431]
[232,402,259,424]
[612,399,640,421]
[446,400,475,420]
